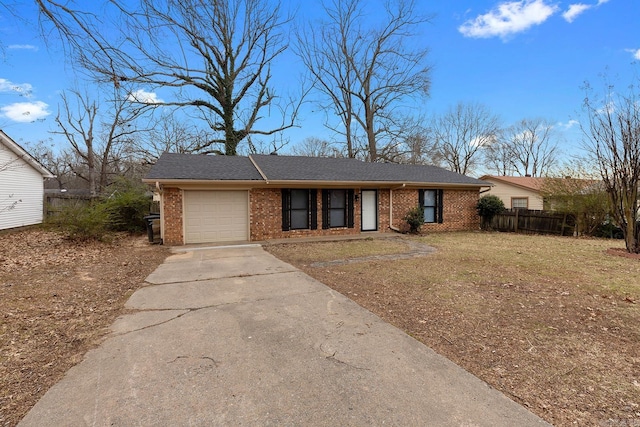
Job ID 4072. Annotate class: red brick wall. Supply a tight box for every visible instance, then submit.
[389,188,480,232]
[250,188,361,240]
[422,189,480,232]
[390,189,418,230]
[162,187,184,245]
[161,186,480,245]
[378,190,391,232]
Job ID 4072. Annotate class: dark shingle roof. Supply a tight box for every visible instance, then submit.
[145,152,485,186]
[145,153,264,181]
[251,154,484,185]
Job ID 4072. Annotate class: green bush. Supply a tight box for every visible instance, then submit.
[102,180,151,233]
[403,206,425,234]
[46,179,152,240]
[47,200,111,241]
[477,195,505,230]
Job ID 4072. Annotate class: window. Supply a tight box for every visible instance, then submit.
[330,190,346,227]
[511,197,528,209]
[419,189,443,223]
[322,189,355,229]
[291,190,310,229]
[282,189,317,231]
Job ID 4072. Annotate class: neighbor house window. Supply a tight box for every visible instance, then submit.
[419,189,443,223]
[322,189,355,229]
[282,189,317,231]
[511,197,528,209]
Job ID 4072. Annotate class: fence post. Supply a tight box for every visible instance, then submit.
[514,209,519,233]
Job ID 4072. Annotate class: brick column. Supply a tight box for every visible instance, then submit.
[162,187,184,245]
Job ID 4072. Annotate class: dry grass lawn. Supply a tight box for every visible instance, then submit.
[0,229,168,427]
[266,232,640,427]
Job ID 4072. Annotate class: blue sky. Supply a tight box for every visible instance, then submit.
[0,0,638,164]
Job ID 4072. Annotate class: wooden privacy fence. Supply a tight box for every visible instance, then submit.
[44,193,94,217]
[491,209,576,236]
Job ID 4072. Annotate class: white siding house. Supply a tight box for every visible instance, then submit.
[479,175,546,210]
[0,130,55,230]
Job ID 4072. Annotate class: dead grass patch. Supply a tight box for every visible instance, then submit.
[264,237,411,264]
[266,232,640,427]
[0,228,168,427]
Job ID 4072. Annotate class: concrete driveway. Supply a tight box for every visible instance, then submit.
[20,244,551,426]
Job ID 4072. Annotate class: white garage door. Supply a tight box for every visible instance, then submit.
[184,190,249,243]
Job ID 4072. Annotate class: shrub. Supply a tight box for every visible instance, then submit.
[47,199,111,241]
[593,219,624,239]
[102,180,152,233]
[46,178,153,240]
[403,206,425,234]
[477,195,505,230]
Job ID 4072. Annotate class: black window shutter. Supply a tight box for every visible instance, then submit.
[437,189,444,223]
[310,189,318,230]
[347,189,355,228]
[281,189,291,231]
[321,189,330,229]
[418,189,425,208]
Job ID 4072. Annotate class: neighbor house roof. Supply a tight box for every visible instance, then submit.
[478,175,601,194]
[0,130,55,178]
[478,175,547,192]
[145,153,485,187]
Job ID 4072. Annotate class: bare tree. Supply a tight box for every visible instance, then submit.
[484,138,514,176]
[291,137,340,157]
[430,102,500,175]
[36,0,299,155]
[53,88,142,195]
[539,167,610,236]
[296,0,432,162]
[392,131,435,165]
[131,112,208,164]
[487,118,560,177]
[26,139,75,189]
[582,80,640,253]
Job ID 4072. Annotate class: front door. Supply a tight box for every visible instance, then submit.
[361,190,378,231]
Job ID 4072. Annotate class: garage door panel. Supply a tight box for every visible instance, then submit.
[184,191,249,243]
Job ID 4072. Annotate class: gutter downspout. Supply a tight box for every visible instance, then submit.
[389,183,406,232]
[479,184,493,195]
[155,182,164,243]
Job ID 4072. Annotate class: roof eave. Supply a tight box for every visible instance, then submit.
[143,178,486,189]
[478,176,541,192]
[262,180,485,188]
[142,179,264,186]
[0,130,55,178]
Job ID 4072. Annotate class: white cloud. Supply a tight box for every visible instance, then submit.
[128,89,163,104]
[563,0,611,23]
[626,48,640,60]
[557,119,579,130]
[458,0,558,39]
[0,78,33,97]
[8,44,38,51]
[562,4,591,23]
[1,101,50,123]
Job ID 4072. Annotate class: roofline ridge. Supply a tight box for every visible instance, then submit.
[248,155,269,182]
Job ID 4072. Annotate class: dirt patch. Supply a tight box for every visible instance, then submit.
[607,247,640,260]
[266,233,640,427]
[306,238,435,267]
[0,228,169,427]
